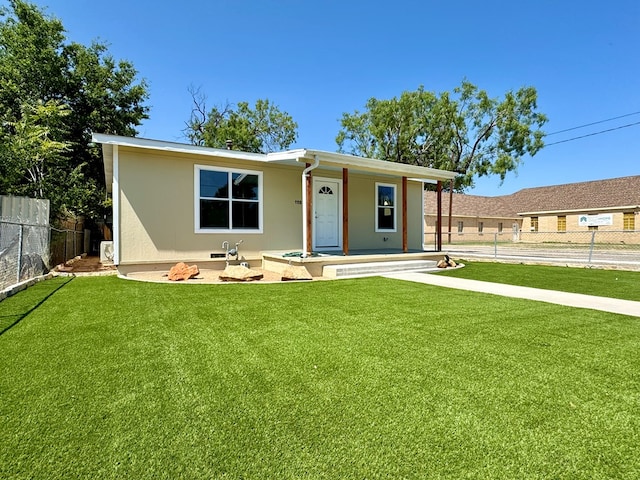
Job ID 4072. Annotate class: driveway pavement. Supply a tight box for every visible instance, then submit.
[384,271,640,318]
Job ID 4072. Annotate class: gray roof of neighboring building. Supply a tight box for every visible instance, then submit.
[425,175,640,217]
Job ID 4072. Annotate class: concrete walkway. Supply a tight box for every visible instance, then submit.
[383,271,640,318]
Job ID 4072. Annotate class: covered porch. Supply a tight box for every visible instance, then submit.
[265,149,458,257]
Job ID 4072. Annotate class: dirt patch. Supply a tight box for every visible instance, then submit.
[54,255,117,275]
[126,268,311,284]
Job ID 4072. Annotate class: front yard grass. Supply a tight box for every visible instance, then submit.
[439,261,640,301]
[1,275,639,479]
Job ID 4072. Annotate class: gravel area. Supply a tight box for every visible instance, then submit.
[59,256,316,283]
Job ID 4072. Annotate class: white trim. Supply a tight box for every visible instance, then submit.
[518,205,640,216]
[112,145,120,265]
[375,182,397,233]
[93,134,459,192]
[93,133,267,162]
[269,148,458,182]
[194,164,264,234]
[312,176,343,250]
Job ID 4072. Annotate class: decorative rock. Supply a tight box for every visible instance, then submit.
[168,262,200,281]
[437,255,457,269]
[219,265,263,282]
[281,265,313,281]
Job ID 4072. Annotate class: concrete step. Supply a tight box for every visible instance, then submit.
[323,260,438,278]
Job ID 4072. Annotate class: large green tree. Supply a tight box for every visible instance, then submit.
[336,81,547,190]
[0,0,149,221]
[184,87,298,153]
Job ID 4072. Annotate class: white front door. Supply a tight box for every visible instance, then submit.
[314,178,341,249]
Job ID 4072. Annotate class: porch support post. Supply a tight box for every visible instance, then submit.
[342,168,349,255]
[436,180,442,252]
[448,179,453,244]
[305,164,313,255]
[402,176,408,252]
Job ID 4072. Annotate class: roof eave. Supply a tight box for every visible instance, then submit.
[518,205,640,216]
[92,133,268,162]
[268,149,457,182]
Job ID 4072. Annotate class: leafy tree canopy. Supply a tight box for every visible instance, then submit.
[336,81,547,190]
[0,0,149,221]
[184,87,298,153]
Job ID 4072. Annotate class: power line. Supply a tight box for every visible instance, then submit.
[544,120,640,147]
[545,111,640,136]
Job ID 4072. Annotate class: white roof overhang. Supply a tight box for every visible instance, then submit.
[267,149,458,182]
[93,134,458,193]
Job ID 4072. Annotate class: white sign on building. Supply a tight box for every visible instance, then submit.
[578,213,613,227]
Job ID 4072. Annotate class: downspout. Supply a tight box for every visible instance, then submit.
[301,155,320,258]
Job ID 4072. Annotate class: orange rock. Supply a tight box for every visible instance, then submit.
[168,262,199,281]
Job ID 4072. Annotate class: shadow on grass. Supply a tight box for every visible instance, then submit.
[0,276,75,336]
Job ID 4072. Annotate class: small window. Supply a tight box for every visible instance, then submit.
[196,165,262,233]
[457,221,464,233]
[478,222,484,234]
[623,212,635,231]
[375,183,396,232]
[557,216,566,232]
[498,222,503,233]
[531,216,539,232]
[588,225,598,231]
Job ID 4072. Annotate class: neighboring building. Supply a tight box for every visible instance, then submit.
[424,191,521,244]
[424,176,640,244]
[93,134,457,276]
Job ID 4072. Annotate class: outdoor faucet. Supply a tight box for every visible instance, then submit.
[221,240,229,251]
[227,240,243,259]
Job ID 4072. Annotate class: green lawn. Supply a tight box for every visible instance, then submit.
[440,261,640,301]
[1,275,639,479]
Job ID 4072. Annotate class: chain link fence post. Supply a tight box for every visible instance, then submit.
[588,230,597,264]
[17,224,23,283]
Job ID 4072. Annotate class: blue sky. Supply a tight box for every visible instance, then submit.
[12,0,640,196]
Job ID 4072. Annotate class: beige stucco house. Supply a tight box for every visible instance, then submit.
[93,134,457,275]
[424,176,640,245]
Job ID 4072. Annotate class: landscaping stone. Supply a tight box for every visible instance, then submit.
[168,262,200,281]
[219,265,263,282]
[281,265,312,281]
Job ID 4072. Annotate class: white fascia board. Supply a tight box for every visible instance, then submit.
[102,143,114,193]
[91,133,268,162]
[93,135,459,183]
[266,148,458,182]
[518,205,640,216]
[265,149,309,162]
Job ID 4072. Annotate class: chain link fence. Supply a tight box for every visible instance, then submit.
[0,195,91,292]
[427,230,640,270]
[0,220,87,292]
[0,220,50,291]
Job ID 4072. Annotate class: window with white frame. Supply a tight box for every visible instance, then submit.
[195,165,262,232]
[375,183,396,232]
